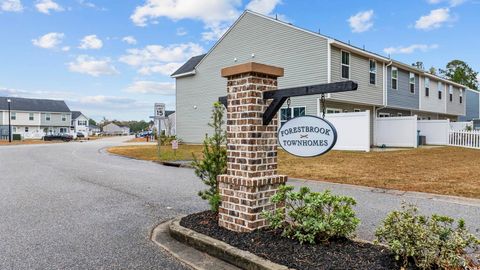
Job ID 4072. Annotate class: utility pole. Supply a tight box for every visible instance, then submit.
[7,98,12,143]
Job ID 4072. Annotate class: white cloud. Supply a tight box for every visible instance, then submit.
[383,44,439,55]
[130,0,281,41]
[119,42,203,75]
[68,55,118,76]
[79,35,103,50]
[122,36,137,45]
[415,8,451,30]
[1,0,23,12]
[61,46,70,51]
[138,63,183,76]
[125,81,175,95]
[348,10,374,33]
[32,32,64,49]
[246,0,281,15]
[176,27,187,36]
[427,0,466,7]
[35,0,63,14]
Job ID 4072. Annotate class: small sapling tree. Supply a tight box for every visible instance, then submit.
[192,102,227,212]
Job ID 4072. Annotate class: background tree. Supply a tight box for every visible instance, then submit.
[429,67,437,75]
[88,119,97,126]
[439,60,479,90]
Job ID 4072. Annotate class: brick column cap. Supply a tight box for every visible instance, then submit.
[221,62,284,78]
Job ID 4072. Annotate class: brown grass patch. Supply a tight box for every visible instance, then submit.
[0,140,60,145]
[107,144,480,199]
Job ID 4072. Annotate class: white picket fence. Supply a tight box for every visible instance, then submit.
[448,130,480,149]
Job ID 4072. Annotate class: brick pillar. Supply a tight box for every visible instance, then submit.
[218,62,288,232]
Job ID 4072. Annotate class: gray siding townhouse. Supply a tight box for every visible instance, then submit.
[71,111,90,138]
[459,89,480,121]
[172,10,468,144]
[0,97,72,139]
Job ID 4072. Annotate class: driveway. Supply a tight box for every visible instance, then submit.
[0,137,479,269]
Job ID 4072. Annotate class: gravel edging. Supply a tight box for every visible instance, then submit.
[169,217,294,270]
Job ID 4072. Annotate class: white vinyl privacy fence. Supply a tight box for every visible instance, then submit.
[375,116,418,148]
[325,111,370,152]
[448,130,480,149]
[418,120,450,145]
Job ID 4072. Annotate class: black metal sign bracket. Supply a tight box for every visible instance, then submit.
[218,81,358,125]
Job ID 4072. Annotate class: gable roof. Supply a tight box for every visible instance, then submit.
[0,96,71,113]
[165,110,175,117]
[171,54,206,78]
[172,10,467,89]
[71,111,86,120]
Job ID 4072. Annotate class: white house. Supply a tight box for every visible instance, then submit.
[102,123,130,135]
[88,125,100,136]
[71,111,89,138]
[0,97,72,139]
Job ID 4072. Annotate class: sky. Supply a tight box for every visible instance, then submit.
[1,0,479,121]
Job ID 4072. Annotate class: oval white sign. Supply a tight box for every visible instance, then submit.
[278,116,337,157]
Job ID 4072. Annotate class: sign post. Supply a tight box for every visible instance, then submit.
[217,62,357,233]
[171,140,178,160]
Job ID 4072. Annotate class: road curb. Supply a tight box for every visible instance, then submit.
[151,218,240,270]
[168,217,294,270]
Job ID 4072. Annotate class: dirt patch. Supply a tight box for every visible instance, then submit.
[180,211,412,270]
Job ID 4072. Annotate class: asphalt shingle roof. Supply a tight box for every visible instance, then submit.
[171,54,206,77]
[165,110,175,117]
[0,97,71,113]
[71,111,83,119]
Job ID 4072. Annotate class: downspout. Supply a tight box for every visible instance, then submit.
[374,60,392,146]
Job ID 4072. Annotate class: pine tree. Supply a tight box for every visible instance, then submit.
[192,102,227,212]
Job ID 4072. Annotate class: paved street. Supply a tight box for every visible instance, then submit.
[1,136,479,269]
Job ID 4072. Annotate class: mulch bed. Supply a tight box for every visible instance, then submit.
[181,211,413,270]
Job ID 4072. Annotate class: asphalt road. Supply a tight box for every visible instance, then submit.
[1,136,479,269]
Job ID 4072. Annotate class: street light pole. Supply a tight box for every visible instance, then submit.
[7,98,12,143]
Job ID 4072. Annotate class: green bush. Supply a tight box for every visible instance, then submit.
[192,102,227,212]
[262,185,360,244]
[375,203,480,269]
[12,134,21,141]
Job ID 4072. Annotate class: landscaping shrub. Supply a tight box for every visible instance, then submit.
[375,203,480,269]
[192,102,227,212]
[12,134,21,141]
[263,185,360,244]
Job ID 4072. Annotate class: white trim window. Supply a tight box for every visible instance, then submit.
[438,82,442,100]
[391,67,398,90]
[460,89,463,104]
[425,77,430,97]
[379,112,390,118]
[341,51,350,79]
[29,113,34,121]
[62,114,67,121]
[12,127,17,133]
[326,108,342,114]
[78,120,87,126]
[354,108,362,112]
[11,112,16,120]
[369,59,376,85]
[46,113,51,121]
[449,85,453,102]
[25,127,29,133]
[409,72,415,93]
[280,106,306,126]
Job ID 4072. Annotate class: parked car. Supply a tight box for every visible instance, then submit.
[76,132,85,138]
[44,133,73,142]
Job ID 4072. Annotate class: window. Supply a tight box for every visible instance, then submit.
[397,113,403,117]
[46,114,51,121]
[12,127,17,133]
[460,90,463,104]
[354,108,362,112]
[25,127,29,132]
[409,72,415,93]
[59,128,67,133]
[78,120,87,126]
[369,60,376,85]
[391,67,398,90]
[280,107,306,126]
[326,108,342,114]
[438,82,442,100]
[425,78,430,97]
[29,113,34,121]
[379,112,390,118]
[341,51,350,79]
[62,114,66,121]
[11,112,16,120]
[449,86,453,102]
